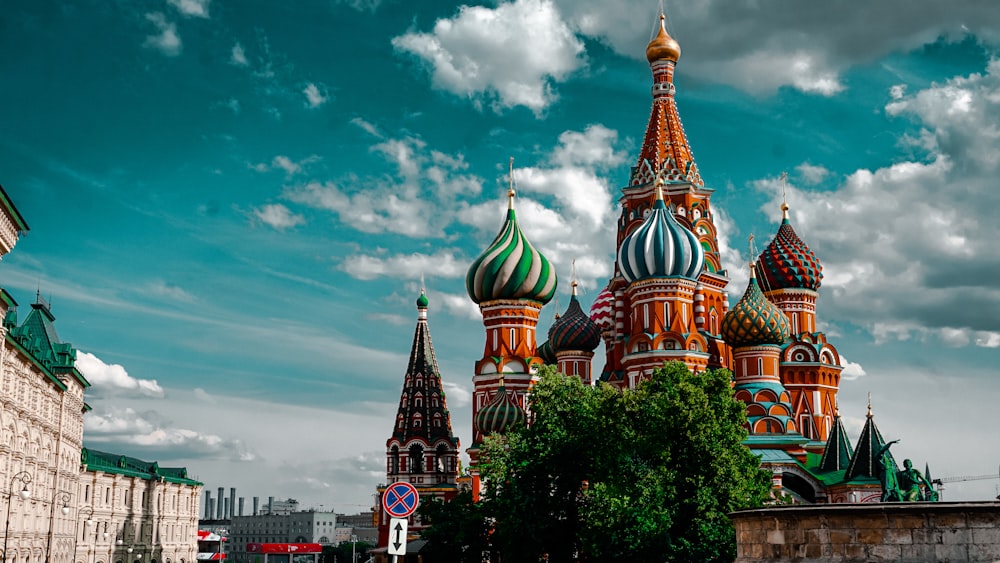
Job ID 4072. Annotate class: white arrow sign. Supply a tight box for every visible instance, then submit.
[387,517,408,556]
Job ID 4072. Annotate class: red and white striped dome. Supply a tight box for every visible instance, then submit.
[589,285,614,332]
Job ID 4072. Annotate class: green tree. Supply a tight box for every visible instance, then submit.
[480,362,770,562]
[417,490,493,562]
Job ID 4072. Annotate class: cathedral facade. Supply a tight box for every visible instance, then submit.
[458,15,898,504]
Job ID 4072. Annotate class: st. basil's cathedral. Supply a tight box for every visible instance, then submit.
[376,12,908,546]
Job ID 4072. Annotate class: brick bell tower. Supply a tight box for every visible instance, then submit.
[377,290,460,547]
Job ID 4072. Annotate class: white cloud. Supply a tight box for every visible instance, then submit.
[303,83,328,108]
[549,0,1000,96]
[168,0,210,18]
[341,250,469,281]
[350,117,382,138]
[146,280,197,303]
[75,351,165,399]
[84,406,255,461]
[272,155,302,176]
[231,42,249,66]
[143,12,182,57]
[751,60,1000,347]
[796,162,830,185]
[392,0,585,114]
[253,203,306,231]
[839,355,867,380]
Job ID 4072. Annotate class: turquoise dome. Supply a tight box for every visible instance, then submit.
[617,194,704,283]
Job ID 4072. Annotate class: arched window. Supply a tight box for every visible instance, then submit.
[409,445,424,473]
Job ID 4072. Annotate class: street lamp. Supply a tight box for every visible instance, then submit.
[75,506,95,559]
[45,491,72,563]
[3,472,32,563]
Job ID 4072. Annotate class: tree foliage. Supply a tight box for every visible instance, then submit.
[416,490,493,563]
[476,361,771,562]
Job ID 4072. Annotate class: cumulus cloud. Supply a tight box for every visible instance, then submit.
[839,355,867,380]
[549,0,1000,96]
[392,0,585,114]
[75,351,165,399]
[253,203,306,230]
[168,0,210,18]
[283,134,483,238]
[752,60,1000,347]
[231,42,249,66]
[303,83,328,108]
[341,250,469,281]
[143,12,182,57]
[84,407,256,461]
[796,162,830,185]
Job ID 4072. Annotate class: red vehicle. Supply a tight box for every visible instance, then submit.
[245,543,322,563]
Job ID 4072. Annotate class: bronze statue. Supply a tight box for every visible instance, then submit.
[876,440,938,502]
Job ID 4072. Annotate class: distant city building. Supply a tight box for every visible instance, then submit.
[77,448,202,563]
[375,291,461,551]
[227,511,336,563]
[333,512,373,530]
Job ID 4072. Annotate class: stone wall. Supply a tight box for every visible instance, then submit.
[731,502,1000,562]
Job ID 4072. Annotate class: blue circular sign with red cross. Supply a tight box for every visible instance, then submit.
[382,482,419,518]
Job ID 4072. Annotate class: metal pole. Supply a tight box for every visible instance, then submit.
[45,491,71,563]
[3,472,32,563]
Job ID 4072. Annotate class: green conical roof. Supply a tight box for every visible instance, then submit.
[818,415,853,472]
[845,407,895,481]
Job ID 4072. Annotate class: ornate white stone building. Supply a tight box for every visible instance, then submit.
[0,185,203,563]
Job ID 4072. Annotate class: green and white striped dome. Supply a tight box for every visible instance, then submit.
[466,197,557,304]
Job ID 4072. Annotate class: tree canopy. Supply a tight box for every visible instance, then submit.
[422,361,771,562]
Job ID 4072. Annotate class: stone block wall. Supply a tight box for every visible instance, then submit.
[731,502,1000,562]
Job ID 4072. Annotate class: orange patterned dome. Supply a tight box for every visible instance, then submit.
[646,14,681,64]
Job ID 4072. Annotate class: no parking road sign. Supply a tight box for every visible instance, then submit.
[382,482,419,519]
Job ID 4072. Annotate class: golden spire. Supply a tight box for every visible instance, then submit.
[780,171,790,220]
[571,259,578,296]
[748,234,757,278]
[645,11,681,64]
[507,157,516,210]
[866,392,873,418]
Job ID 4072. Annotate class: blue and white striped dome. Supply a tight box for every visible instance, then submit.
[617,196,704,283]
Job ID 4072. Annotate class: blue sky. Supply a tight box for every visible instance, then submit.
[3,0,1000,511]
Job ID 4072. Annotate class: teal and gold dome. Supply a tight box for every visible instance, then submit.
[475,378,526,436]
[721,265,790,347]
[617,182,704,283]
[466,189,557,304]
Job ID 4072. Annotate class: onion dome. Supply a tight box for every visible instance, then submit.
[617,182,704,283]
[475,378,526,436]
[550,281,601,352]
[721,264,790,347]
[646,13,681,64]
[416,291,429,309]
[466,186,557,304]
[537,339,557,365]
[757,203,823,291]
[588,285,614,332]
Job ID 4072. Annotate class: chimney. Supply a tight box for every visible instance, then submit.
[204,490,213,520]
[229,488,236,519]
[253,497,259,516]
[238,497,245,517]
[268,496,274,515]
[217,487,224,519]
[224,498,230,520]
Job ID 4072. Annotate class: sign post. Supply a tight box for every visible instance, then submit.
[382,482,419,563]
